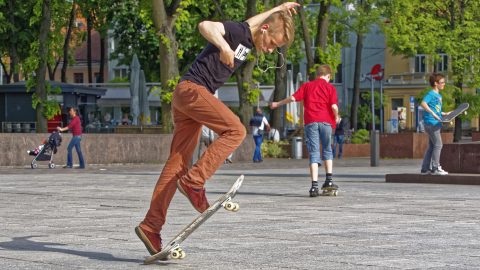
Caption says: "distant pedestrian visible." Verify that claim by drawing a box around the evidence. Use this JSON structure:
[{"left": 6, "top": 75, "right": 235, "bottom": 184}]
[
  {"left": 420, "top": 73, "right": 450, "bottom": 175},
  {"left": 270, "top": 64, "right": 339, "bottom": 197},
  {"left": 249, "top": 108, "right": 271, "bottom": 163},
  {"left": 333, "top": 116, "right": 348, "bottom": 159},
  {"left": 57, "top": 107, "right": 85, "bottom": 169}
]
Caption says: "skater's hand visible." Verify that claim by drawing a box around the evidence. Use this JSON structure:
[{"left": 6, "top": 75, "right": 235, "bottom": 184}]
[
  {"left": 270, "top": 102, "right": 279, "bottom": 109},
  {"left": 219, "top": 48, "right": 235, "bottom": 68}
]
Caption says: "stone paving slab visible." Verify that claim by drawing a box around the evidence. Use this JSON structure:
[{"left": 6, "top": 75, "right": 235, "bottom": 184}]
[{"left": 1, "top": 158, "right": 480, "bottom": 269}]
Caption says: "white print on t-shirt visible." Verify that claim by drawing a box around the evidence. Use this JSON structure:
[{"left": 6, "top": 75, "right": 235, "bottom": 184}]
[{"left": 234, "top": 44, "right": 251, "bottom": 61}]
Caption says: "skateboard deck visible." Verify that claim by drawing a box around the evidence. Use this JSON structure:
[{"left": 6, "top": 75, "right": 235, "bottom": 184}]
[
  {"left": 442, "top": 103, "right": 469, "bottom": 123},
  {"left": 320, "top": 187, "right": 338, "bottom": 196},
  {"left": 144, "top": 175, "right": 244, "bottom": 264}
]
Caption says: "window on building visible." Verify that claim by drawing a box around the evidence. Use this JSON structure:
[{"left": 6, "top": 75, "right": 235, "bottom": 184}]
[
  {"left": 114, "top": 68, "right": 128, "bottom": 79},
  {"left": 94, "top": 72, "right": 102, "bottom": 83},
  {"left": 415, "top": 54, "right": 426, "bottom": 73},
  {"left": 333, "top": 63, "right": 343, "bottom": 84},
  {"left": 436, "top": 53, "right": 448, "bottom": 72},
  {"left": 391, "top": 98, "right": 404, "bottom": 110},
  {"left": 74, "top": 73, "right": 84, "bottom": 83}
]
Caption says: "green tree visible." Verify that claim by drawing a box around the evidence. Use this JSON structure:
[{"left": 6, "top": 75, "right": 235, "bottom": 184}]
[
  {"left": 382, "top": 0, "right": 480, "bottom": 141},
  {"left": 0, "top": 0, "right": 36, "bottom": 83}
]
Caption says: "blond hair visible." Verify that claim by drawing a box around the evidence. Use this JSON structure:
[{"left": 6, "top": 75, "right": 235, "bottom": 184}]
[
  {"left": 263, "top": 11, "right": 295, "bottom": 47},
  {"left": 316, "top": 64, "right": 332, "bottom": 77}
]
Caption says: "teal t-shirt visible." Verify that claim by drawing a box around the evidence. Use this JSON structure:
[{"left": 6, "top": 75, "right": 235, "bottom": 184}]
[{"left": 422, "top": 90, "right": 442, "bottom": 126}]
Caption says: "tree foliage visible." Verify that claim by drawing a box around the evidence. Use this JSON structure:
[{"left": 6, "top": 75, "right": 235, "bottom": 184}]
[{"left": 382, "top": 0, "right": 480, "bottom": 138}]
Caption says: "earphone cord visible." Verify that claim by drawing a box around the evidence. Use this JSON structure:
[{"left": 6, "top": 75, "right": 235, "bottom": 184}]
[{"left": 256, "top": 49, "right": 285, "bottom": 73}]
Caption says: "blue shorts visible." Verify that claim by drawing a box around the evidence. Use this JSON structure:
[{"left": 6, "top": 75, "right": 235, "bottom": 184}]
[{"left": 304, "top": 122, "right": 333, "bottom": 164}]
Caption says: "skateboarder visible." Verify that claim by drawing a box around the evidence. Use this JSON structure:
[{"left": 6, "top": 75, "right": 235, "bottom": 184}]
[
  {"left": 420, "top": 73, "right": 451, "bottom": 175},
  {"left": 135, "top": 2, "right": 300, "bottom": 255},
  {"left": 270, "top": 64, "right": 340, "bottom": 197}
]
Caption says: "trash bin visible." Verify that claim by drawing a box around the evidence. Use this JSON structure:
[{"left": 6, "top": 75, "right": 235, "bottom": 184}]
[{"left": 291, "top": 136, "right": 303, "bottom": 159}]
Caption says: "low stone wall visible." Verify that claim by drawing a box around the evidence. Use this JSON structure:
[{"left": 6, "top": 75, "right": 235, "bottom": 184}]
[
  {"left": 440, "top": 142, "right": 480, "bottom": 174},
  {"left": 472, "top": 132, "right": 480, "bottom": 141},
  {"left": 380, "top": 132, "right": 453, "bottom": 159},
  {"left": 0, "top": 133, "right": 254, "bottom": 167}
]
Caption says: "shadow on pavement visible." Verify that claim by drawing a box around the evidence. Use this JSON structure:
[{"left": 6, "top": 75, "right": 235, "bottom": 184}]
[{"left": 0, "top": 236, "right": 142, "bottom": 264}]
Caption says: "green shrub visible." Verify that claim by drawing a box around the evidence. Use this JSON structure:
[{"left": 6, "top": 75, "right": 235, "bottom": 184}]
[
  {"left": 261, "top": 140, "right": 289, "bottom": 158},
  {"left": 351, "top": 129, "right": 370, "bottom": 144}
]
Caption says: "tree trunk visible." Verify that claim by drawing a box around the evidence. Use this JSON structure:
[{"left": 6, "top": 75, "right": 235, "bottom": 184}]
[
  {"left": 298, "top": 0, "right": 315, "bottom": 81},
  {"left": 61, "top": 0, "right": 76, "bottom": 83},
  {"left": 87, "top": 15, "right": 93, "bottom": 84},
  {"left": 271, "top": 46, "right": 288, "bottom": 130},
  {"left": 152, "top": 0, "right": 181, "bottom": 133},
  {"left": 35, "top": 0, "right": 52, "bottom": 133},
  {"left": 314, "top": 0, "right": 329, "bottom": 64},
  {"left": 98, "top": 36, "right": 106, "bottom": 83},
  {"left": 235, "top": 0, "right": 257, "bottom": 130},
  {"left": 6, "top": 0, "right": 20, "bottom": 83},
  {"left": 350, "top": 32, "right": 364, "bottom": 131}
]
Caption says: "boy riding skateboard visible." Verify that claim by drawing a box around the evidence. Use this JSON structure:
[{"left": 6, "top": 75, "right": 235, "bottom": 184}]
[
  {"left": 135, "top": 2, "right": 300, "bottom": 255},
  {"left": 270, "top": 64, "right": 340, "bottom": 197}
]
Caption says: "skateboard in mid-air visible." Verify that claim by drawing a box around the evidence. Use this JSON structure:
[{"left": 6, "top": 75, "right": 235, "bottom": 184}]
[
  {"left": 442, "top": 103, "right": 469, "bottom": 123},
  {"left": 144, "top": 175, "right": 244, "bottom": 264},
  {"left": 320, "top": 186, "right": 338, "bottom": 196}
]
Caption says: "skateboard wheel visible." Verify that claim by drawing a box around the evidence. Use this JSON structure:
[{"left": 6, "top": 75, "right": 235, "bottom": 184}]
[
  {"left": 232, "top": 203, "right": 240, "bottom": 212},
  {"left": 179, "top": 250, "right": 186, "bottom": 259},
  {"left": 49, "top": 163, "right": 55, "bottom": 169},
  {"left": 225, "top": 202, "right": 235, "bottom": 211},
  {"left": 333, "top": 191, "right": 338, "bottom": 196},
  {"left": 31, "top": 163, "right": 37, "bottom": 169},
  {"left": 171, "top": 250, "right": 181, "bottom": 259}
]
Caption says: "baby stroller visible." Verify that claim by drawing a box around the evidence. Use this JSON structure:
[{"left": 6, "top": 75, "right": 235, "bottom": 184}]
[{"left": 28, "top": 131, "right": 62, "bottom": 169}]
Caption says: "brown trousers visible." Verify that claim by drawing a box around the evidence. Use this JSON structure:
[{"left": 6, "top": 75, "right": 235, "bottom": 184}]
[{"left": 140, "top": 80, "right": 246, "bottom": 233}]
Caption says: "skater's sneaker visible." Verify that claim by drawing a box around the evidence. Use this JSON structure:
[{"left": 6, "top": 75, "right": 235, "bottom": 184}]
[
  {"left": 309, "top": 186, "right": 319, "bottom": 197},
  {"left": 321, "top": 180, "right": 339, "bottom": 190},
  {"left": 177, "top": 179, "right": 210, "bottom": 213},
  {"left": 431, "top": 168, "right": 448, "bottom": 176},
  {"left": 420, "top": 170, "right": 431, "bottom": 175},
  {"left": 135, "top": 226, "right": 162, "bottom": 255}
]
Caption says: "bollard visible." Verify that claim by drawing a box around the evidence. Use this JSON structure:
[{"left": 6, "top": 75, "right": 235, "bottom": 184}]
[
  {"left": 291, "top": 136, "right": 303, "bottom": 159},
  {"left": 370, "top": 130, "right": 380, "bottom": 167}
]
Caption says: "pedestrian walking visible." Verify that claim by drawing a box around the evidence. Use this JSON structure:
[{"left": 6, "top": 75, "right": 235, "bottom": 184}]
[
  {"left": 249, "top": 108, "right": 271, "bottom": 163},
  {"left": 57, "top": 107, "right": 85, "bottom": 169}
]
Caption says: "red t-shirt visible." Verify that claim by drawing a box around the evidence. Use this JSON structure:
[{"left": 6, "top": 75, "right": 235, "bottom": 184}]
[
  {"left": 67, "top": 115, "right": 82, "bottom": 136},
  {"left": 292, "top": 78, "right": 338, "bottom": 128}
]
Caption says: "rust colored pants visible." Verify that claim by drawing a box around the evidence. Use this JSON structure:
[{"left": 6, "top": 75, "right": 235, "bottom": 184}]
[{"left": 140, "top": 80, "right": 246, "bottom": 234}]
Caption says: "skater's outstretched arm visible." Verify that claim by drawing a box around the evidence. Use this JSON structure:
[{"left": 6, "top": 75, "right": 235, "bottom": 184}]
[{"left": 270, "top": 96, "right": 295, "bottom": 109}]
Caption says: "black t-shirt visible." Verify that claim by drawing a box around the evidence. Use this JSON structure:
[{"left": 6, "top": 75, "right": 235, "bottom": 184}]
[{"left": 181, "top": 21, "right": 253, "bottom": 93}]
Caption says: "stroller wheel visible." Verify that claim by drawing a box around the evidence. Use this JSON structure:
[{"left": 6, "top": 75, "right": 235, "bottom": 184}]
[
  {"left": 31, "top": 163, "right": 38, "bottom": 169},
  {"left": 48, "top": 163, "right": 56, "bottom": 169}
]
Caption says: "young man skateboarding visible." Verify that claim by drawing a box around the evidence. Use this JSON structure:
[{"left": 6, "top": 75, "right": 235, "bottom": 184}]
[
  {"left": 270, "top": 64, "right": 340, "bottom": 197},
  {"left": 136, "top": 2, "right": 300, "bottom": 255},
  {"left": 420, "top": 73, "right": 450, "bottom": 175}
]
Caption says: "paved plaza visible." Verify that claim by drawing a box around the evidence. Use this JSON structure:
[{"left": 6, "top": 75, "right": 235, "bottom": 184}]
[{"left": 0, "top": 158, "right": 479, "bottom": 269}]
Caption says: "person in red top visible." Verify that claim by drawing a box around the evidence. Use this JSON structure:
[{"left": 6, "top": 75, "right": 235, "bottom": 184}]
[
  {"left": 57, "top": 107, "right": 85, "bottom": 169},
  {"left": 270, "top": 64, "right": 339, "bottom": 197}
]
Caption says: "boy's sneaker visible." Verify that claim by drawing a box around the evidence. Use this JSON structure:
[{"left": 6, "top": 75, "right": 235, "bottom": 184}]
[
  {"left": 322, "top": 180, "right": 339, "bottom": 190},
  {"left": 177, "top": 179, "right": 210, "bottom": 213},
  {"left": 437, "top": 166, "right": 448, "bottom": 175},
  {"left": 420, "top": 170, "right": 431, "bottom": 175},
  {"left": 135, "top": 226, "right": 162, "bottom": 255},
  {"left": 309, "top": 186, "right": 319, "bottom": 197},
  {"left": 431, "top": 168, "right": 448, "bottom": 175}
]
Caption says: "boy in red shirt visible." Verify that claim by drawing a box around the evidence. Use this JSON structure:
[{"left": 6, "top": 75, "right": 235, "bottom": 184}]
[{"left": 270, "top": 64, "right": 339, "bottom": 197}]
